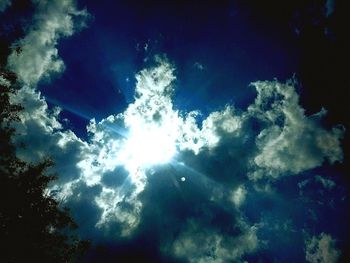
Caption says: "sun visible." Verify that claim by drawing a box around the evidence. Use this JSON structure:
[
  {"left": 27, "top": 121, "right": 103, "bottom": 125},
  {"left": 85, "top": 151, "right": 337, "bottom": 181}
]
[
  {"left": 115, "top": 57, "right": 185, "bottom": 172},
  {"left": 119, "top": 121, "right": 178, "bottom": 171}
]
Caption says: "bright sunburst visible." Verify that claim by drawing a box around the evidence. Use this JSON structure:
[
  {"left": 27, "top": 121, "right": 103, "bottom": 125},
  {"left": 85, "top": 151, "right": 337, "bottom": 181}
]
[
  {"left": 120, "top": 122, "right": 178, "bottom": 171},
  {"left": 115, "top": 57, "right": 183, "bottom": 172}
]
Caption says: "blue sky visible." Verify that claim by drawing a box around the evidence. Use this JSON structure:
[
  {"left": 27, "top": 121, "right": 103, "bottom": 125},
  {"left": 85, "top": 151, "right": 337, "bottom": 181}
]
[
  {"left": 1, "top": 0, "right": 349, "bottom": 262},
  {"left": 42, "top": 0, "right": 300, "bottom": 127}
]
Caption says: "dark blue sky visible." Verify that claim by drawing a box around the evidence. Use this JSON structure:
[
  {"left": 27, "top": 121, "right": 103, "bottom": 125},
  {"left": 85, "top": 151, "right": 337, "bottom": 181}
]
[{"left": 41, "top": 0, "right": 304, "bottom": 136}]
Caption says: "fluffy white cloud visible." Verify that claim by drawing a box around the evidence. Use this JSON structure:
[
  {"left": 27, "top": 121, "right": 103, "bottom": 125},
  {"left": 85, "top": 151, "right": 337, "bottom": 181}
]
[
  {"left": 5, "top": 0, "right": 90, "bottom": 190},
  {"left": 248, "top": 80, "right": 344, "bottom": 180},
  {"left": 6, "top": 1, "right": 345, "bottom": 239},
  {"left": 231, "top": 185, "right": 247, "bottom": 208},
  {"left": 173, "top": 219, "right": 258, "bottom": 263},
  {"left": 200, "top": 106, "right": 242, "bottom": 150},
  {"left": 8, "top": 56, "right": 345, "bottom": 240},
  {"left": 7, "top": 85, "right": 141, "bottom": 237},
  {"left": 72, "top": 57, "right": 204, "bottom": 234},
  {"left": 7, "top": 0, "right": 88, "bottom": 85},
  {"left": 305, "top": 233, "right": 341, "bottom": 263},
  {"left": 9, "top": 86, "right": 88, "bottom": 184},
  {"left": 64, "top": 59, "right": 345, "bottom": 236},
  {"left": 4, "top": 0, "right": 346, "bottom": 259},
  {"left": 0, "top": 75, "right": 11, "bottom": 87},
  {"left": 72, "top": 57, "right": 250, "bottom": 234}
]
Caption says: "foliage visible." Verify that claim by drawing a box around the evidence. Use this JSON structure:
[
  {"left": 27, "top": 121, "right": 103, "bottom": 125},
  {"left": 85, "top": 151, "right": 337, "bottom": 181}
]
[{"left": 0, "top": 71, "right": 89, "bottom": 263}]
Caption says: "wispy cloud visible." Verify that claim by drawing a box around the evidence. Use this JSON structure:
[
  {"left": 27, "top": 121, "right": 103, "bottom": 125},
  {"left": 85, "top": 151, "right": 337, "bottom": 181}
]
[
  {"left": 305, "top": 233, "right": 341, "bottom": 263},
  {"left": 7, "top": 0, "right": 89, "bottom": 86},
  {"left": 173, "top": 219, "right": 258, "bottom": 263}
]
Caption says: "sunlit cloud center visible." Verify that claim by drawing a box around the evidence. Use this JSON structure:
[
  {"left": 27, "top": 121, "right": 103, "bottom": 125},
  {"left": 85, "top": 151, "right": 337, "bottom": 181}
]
[
  {"left": 121, "top": 122, "right": 178, "bottom": 169},
  {"left": 92, "top": 56, "right": 235, "bottom": 182},
  {"left": 116, "top": 56, "right": 185, "bottom": 172}
]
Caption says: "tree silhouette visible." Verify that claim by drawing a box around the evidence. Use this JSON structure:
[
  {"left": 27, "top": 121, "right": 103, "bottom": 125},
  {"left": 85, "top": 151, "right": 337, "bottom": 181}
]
[{"left": 0, "top": 71, "right": 89, "bottom": 263}]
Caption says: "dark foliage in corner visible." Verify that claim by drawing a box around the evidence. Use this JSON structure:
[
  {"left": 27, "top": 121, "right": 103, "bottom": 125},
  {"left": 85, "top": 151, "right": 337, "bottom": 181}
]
[{"left": 0, "top": 71, "right": 89, "bottom": 263}]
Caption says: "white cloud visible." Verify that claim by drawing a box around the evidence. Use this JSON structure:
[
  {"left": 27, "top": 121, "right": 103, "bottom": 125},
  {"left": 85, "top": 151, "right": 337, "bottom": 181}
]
[
  {"left": 248, "top": 80, "right": 344, "bottom": 180},
  {"left": 305, "top": 233, "right": 341, "bottom": 263},
  {"left": 231, "top": 185, "right": 247, "bottom": 208},
  {"left": 7, "top": 56, "right": 345, "bottom": 240},
  {"left": 72, "top": 57, "right": 250, "bottom": 234},
  {"left": 67, "top": 60, "right": 345, "bottom": 236},
  {"left": 6, "top": 0, "right": 345, "bottom": 240},
  {"left": 0, "top": 0, "right": 11, "bottom": 13},
  {"left": 200, "top": 106, "right": 242, "bottom": 150},
  {"left": 9, "top": 86, "right": 88, "bottom": 184},
  {"left": 82, "top": 56, "right": 243, "bottom": 178},
  {"left": 7, "top": 0, "right": 89, "bottom": 86},
  {"left": 94, "top": 185, "right": 143, "bottom": 237},
  {"left": 6, "top": 16, "right": 252, "bottom": 236},
  {"left": 315, "top": 175, "right": 336, "bottom": 190},
  {"left": 3, "top": 0, "right": 345, "bottom": 255},
  {"left": 71, "top": 57, "right": 190, "bottom": 232},
  {"left": 0, "top": 75, "right": 11, "bottom": 87},
  {"left": 5, "top": 0, "right": 91, "bottom": 206},
  {"left": 173, "top": 219, "right": 258, "bottom": 263}
]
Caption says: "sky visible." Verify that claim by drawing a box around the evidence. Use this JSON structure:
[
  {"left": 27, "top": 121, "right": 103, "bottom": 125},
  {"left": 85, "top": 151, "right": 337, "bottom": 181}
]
[{"left": 0, "top": 0, "right": 349, "bottom": 262}]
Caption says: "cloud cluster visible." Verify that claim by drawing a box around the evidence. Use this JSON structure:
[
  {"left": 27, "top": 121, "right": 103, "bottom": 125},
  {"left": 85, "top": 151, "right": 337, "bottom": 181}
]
[
  {"left": 10, "top": 86, "right": 88, "bottom": 185},
  {"left": 248, "top": 80, "right": 344, "bottom": 180},
  {"left": 0, "top": 74, "right": 11, "bottom": 87},
  {"left": 62, "top": 57, "right": 343, "bottom": 260},
  {"left": 8, "top": 56, "right": 345, "bottom": 256},
  {"left": 5, "top": 0, "right": 90, "bottom": 189},
  {"left": 8, "top": 54, "right": 345, "bottom": 259},
  {"left": 68, "top": 57, "right": 247, "bottom": 237},
  {"left": 4, "top": 1, "right": 346, "bottom": 260},
  {"left": 7, "top": 0, "right": 89, "bottom": 85},
  {"left": 173, "top": 219, "right": 258, "bottom": 263},
  {"left": 305, "top": 233, "right": 341, "bottom": 263}
]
